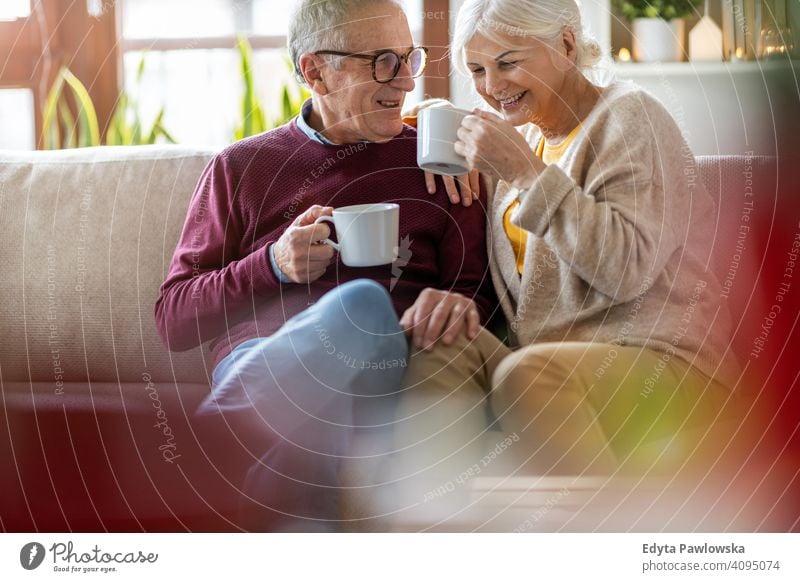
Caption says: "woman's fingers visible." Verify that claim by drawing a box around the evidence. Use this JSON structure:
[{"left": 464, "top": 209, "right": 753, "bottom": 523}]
[
  {"left": 443, "top": 176, "right": 461, "bottom": 204},
  {"left": 469, "top": 169, "right": 480, "bottom": 200},
  {"left": 425, "top": 171, "right": 436, "bottom": 195},
  {"left": 426, "top": 172, "right": 473, "bottom": 205},
  {"left": 456, "top": 175, "right": 473, "bottom": 206}
]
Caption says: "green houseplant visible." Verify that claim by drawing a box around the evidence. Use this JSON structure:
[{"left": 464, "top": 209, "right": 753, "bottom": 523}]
[
  {"left": 234, "top": 35, "right": 311, "bottom": 141},
  {"left": 234, "top": 35, "right": 269, "bottom": 140},
  {"left": 43, "top": 40, "right": 313, "bottom": 149},
  {"left": 614, "top": 0, "right": 702, "bottom": 20},
  {"left": 614, "top": 0, "right": 703, "bottom": 62},
  {"left": 42, "top": 55, "right": 175, "bottom": 149}
]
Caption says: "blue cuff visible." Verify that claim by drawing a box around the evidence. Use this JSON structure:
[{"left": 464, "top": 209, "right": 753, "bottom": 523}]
[{"left": 268, "top": 244, "right": 291, "bottom": 284}]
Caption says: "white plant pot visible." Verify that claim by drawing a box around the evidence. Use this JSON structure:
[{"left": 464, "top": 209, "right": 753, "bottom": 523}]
[{"left": 632, "top": 18, "right": 686, "bottom": 62}]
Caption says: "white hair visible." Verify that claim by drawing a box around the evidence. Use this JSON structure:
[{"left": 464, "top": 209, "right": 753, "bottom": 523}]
[
  {"left": 288, "top": 0, "right": 406, "bottom": 85},
  {"left": 452, "top": 0, "right": 603, "bottom": 76}
]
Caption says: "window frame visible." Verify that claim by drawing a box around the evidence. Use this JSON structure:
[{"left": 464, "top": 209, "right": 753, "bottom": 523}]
[{"left": 0, "top": 0, "right": 450, "bottom": 149}]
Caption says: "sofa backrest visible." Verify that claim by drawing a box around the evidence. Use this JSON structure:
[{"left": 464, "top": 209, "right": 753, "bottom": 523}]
[
  {"left": 0, "top": 147, "right": 780, "bottom": 386},
  {"left": 696, "top": 155, "right": 780, "bottom": 364},
  {"left": 0, "top": 145, "right": 215, "bottom": 384}
]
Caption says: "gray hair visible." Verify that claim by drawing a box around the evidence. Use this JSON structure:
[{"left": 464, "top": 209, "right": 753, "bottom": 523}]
[
  {"left": 288, "top": 0, "right": 406, "bottom": 85},
  {"left": 452, "top": 0, "right": 603, "bottom": 76}
]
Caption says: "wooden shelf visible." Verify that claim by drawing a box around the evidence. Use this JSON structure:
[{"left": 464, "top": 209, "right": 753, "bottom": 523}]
[{"left": 612, "top": 59, "right": 800, "bottom": 73}]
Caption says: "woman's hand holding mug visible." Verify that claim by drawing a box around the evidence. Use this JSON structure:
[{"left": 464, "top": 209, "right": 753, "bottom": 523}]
[{"left": 456, "top": 109, "right": 545, "bottom": 191}]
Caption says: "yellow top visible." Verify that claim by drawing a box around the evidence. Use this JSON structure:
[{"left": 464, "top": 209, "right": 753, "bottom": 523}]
[{"left": 503, "top": 125, "right": 582, "bottom": 274}]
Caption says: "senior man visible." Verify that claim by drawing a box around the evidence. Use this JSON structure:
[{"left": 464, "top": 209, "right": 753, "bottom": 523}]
[{"left": 155, "top": 0, "right": 493, "bottom": 531}]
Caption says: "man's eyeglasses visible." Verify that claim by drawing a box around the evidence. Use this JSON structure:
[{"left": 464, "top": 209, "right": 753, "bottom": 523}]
[{"left": 314, "top": 47, "right": 429, "bottom": 84}]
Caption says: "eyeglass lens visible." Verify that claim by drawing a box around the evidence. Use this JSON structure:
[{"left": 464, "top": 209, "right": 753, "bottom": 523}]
[{"left": 374, "top": 49, "right": 426, "bottom": 82}]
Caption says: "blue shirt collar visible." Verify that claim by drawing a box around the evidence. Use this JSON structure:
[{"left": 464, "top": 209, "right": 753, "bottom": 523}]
[{"left": 296, "top": 99, "right": 337, "bottom": 145}]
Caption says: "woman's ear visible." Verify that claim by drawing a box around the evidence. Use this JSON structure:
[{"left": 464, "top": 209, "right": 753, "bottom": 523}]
[
  {"left": 298, "top": 53, "right": 329, "bottom": 95},
  {"left": 552, "top": 26, "right": 578, "bottom": 71}
]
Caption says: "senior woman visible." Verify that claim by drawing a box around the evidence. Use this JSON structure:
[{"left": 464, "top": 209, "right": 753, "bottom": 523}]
[{"left": 393, "top": 0, "right": 740, "bottom": 493}]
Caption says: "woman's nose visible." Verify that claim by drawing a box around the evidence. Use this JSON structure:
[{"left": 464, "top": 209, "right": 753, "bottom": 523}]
[{"left": 484, "top": 68, "right": 506, "bottom": 97}]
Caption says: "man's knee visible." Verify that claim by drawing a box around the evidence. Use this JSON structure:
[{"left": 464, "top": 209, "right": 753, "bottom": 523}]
[
  {"left": 333, "top": 279, "right": 392, "bottom": 314},
  {"left": 319, "top": 279, "right": 400, "bottom": 336}
]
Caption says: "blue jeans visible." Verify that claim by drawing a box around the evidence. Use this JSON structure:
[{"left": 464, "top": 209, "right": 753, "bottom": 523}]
[{"left": 197, "top": 279, "right": 408, "bottom": 530}]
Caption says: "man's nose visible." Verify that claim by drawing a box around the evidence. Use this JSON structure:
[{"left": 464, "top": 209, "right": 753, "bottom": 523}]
[{"left": 390, "top": 60, "right": 416, "bottom": 92}]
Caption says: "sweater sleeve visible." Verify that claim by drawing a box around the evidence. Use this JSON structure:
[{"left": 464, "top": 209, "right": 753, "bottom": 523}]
[
  {"left": 512, "top": 100, "right": 697, "bottom": 303},
  {"left": 436, "top": 183, "right": 497, "bottom": 323},
  {"left": 154, "top": 154, "right": 281, "bottom": 351}
]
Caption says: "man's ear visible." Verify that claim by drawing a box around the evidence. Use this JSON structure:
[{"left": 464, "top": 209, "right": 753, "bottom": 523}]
[
  {"left": 552, "top": 26, "right": 578, "bottom": 71},
  {"left": 298, "top": 53, "right": 329, "bottom": 95}
]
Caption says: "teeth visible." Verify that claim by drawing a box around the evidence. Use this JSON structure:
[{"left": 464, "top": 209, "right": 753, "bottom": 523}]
[
  {"left": 379, "top": 100, "right": 400, "bottom": 107},
  {"left": 500, "top": 92, "right": 525, "bottom": 105}
]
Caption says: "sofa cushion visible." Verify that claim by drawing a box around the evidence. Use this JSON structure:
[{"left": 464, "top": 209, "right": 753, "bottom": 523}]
[
  {"left": 0, "top": 381, "right": 246, "bottom": 531},
  {"left": 0, "top": 146, "right": 215, "bottom": 385}
]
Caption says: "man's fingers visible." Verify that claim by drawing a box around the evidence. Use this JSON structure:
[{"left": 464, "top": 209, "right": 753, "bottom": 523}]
[
  {"left": 411, "top": 296, "right": 437, "bottom": 349},
  {"left": 422, "top": 301, "right": 451, "bottom": 350},
  {"left": 441, "top": 303, "right": 468, "bottom": 345},
  {"left": 303, "top": 244, "right": 335, "bottom": 262},
  {"left": 306, "top": 267, "right": 328, "bottom": 282},
  {"left": 399, "top": 307, "right": 415, "bottom": 335},
  {"left": 295, "top": 204, "right": 333, "bottom": 226},
  {"left": 466, "top": 304, "right": 480, "bottom": 339},
  {"left": 425, "top": 171, "right": 436, "bottom": 195},
  {"left": 294, "top": 222, "right": 332, "bottom": 244}
]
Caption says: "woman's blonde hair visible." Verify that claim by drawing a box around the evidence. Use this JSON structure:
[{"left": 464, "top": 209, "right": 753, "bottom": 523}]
[{"left": 452, "top": 0, "right": 603, "bottom": 75}]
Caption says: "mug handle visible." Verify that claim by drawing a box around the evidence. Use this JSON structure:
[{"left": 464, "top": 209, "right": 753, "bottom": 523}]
[{"left": 313, "top": 215, "right": 340, "bottom": 251}]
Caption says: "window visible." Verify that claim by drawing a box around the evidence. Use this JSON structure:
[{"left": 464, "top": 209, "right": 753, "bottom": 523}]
[
  {"left": 0, "top": 89, "right": 35, "bottom": 149},
  {"left": 121, "top": 0, "right": 425, "bottom": 148},
  {"left": 0, "top": 0, "right": 437, "bottom": 150},
  {"left": 0, "top": 0, "right": 30, "bottom": 20},
  {"left": 123, "top": 48, "right": 297, "bottom": 147},
  {"left": 123, "top": 0, "right": 245, "bottom": 39}
]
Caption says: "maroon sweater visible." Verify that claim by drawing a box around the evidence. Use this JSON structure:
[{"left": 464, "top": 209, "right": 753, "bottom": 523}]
[{"left": 155, "top": 121, "right": 495, "bottom": 367}]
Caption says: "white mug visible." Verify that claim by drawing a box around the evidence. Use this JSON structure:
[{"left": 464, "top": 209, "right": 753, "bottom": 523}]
[
  {"left": 314, "top": 203, "right": 399, "bottom": 267},
  {"left": 417, "top": 106, "right": 470, "bottom": 176}
]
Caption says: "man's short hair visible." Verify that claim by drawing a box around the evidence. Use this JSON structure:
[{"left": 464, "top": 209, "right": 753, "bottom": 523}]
[{"left": 288, "top": 0, "right": 406, "bottom": 85}]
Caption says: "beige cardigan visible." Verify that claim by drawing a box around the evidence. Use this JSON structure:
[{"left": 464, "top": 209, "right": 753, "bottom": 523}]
[{"left": 488, "top": 81, "right": 740, "bottom": 387}]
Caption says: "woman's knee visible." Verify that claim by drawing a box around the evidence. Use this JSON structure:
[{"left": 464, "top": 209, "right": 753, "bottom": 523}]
[{"left": 490, "top": 343, "right": 580, "bottom": 410}]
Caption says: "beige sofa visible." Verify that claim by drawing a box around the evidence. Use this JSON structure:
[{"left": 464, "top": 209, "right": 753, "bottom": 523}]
[
  {"left": 1, "top": 145, "right": 796, "bottom": 532},
  {"left": 0, "top": 146, "right": 237, "bottom": 531}
]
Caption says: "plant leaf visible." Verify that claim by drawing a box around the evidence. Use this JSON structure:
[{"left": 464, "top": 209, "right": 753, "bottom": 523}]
[
  {"left": 58, "top": 100, "right": 77, "bottom": 149},
  {"left": 62, "top": 69, "right": 101, "bottom": 147},
  {"left": 42, "top": 67, "right": 67, "bottom": 149},
  {"left": 146, "top": 108, "right": 166, "bottom": 144}
]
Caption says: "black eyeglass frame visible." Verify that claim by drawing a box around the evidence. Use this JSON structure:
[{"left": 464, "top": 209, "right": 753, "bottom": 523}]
[{"left": 313, "top": 47, "right": 429, "bottom": 84}]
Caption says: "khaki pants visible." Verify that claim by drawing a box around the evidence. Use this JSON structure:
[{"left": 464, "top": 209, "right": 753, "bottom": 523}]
[
  {"left": 394, "top": 330, "right": 734, "bottom": 481},
  {"left": 353, "top": 331, "right": 736, "bottom": 528},
  {"left": 387, "top": 328, "right": 511, "bottom": 524},
  {"left": 491, "top": 342, "right": 735, "bottom": 475}
]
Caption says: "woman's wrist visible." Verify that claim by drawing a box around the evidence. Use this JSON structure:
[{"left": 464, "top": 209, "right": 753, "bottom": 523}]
[
  {"left": 511, "top": 150, "right": 547, "bottom": 192},
  {"left": 510, "top": 160, "right": 541, "bottom": 192}
]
